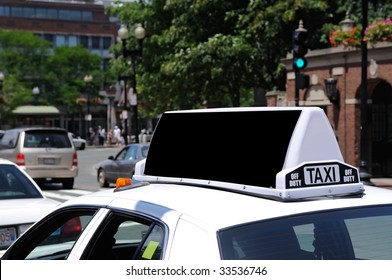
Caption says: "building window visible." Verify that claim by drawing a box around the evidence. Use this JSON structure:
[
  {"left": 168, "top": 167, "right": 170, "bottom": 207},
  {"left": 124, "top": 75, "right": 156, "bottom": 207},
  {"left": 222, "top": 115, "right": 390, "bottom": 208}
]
[
  {"left": 55, "top": 35, "right": 66, "bottom": 47},
  {"left": 35, "top": 8, "right": 46, "bottom": 18},
  {"left": 80, "top": 36, "right": 89, "bottom": 48},
  {"left": 102, "top": 37, "right": 112, "bottom": 49},
  {"left": 10, "top": 7, "right": 23, "bottom": 17},
  {"left": 23, "top": 7, "right": 34, "bottom": 18},
  {"left": 0, "top": 6, "right": 93, "bottom": 22},
  {"left": 92, "top": 36, "right": 100, "bottom": 49},
  {"left": 47, "top": 8, "right": 57, "bottom": 19},
  {"left": 68, "top": 36, "right": 77, "bottom": 47},
  {"left": 0, "top": 5, "right": 10, "bottom": 16},
  {"left": 82, "top": 11, "right": 93, "bottom": 21},
  {"left": 43, "top": 34, "right": 54, "bottom": 46}
]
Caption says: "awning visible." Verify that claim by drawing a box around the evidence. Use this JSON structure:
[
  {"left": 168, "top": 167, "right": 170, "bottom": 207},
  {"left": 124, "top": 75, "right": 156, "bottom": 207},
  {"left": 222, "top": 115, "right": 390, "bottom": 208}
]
[{"left": 12, "top": 105, "right": 60, "bottom": 115}]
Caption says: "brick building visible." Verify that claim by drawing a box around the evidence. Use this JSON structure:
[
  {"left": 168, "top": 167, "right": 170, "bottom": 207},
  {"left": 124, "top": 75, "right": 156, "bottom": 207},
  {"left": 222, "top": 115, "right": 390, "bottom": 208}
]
[
  {"left": 0, "top": 0, "right": 117, "bottom": 58},
  {"left": 269, "top": 43, "right": 392, "bottom": 178}
]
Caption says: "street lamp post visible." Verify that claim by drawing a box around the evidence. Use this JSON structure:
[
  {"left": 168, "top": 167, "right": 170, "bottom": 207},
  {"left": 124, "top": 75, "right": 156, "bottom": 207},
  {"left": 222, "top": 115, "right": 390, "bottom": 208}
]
[
  {"left": 118, "top": 23, "right": 145, "bottom": 143},
  {"left": 118, "top": 77, "right": 129, "bottom": 145},
  {"left": 84, "top": 75, "right": 93, "bottom": 143},
  {"left": 359, "top": 0, "right": 372, "bottom": 184},
  {"left": 0, "top": 72, "right": 4, "bottom": 104},
  {"left": 32, "top": 86, "right": 40, "bottom": 105},
  {"left": 339, "top": 2, "right": 372, "bottom": 184},
  {"left": 0, "top": 72, "right": 4, "bottom": 128}
]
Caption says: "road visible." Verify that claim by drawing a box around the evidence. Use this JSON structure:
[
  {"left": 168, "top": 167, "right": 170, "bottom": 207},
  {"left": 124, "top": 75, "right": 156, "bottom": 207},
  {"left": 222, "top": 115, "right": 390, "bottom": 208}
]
[
  {"left": 75, "top": 146, "right": 122, "bottom": 191},
  {"left": 42, "top": 146, "right": 122, "bottom": 202}
]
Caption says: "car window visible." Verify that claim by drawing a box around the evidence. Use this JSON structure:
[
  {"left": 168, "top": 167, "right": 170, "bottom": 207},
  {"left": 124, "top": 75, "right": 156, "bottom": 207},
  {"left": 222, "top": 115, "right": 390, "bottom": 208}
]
[
  {"left": 84, "top": 212, "right": 165, "bottom": 260},
  {"left": 141, "top": 146, "right": 149, "bottom": 158},
  {"left": 126, "top": 146, "right": 138, "bottom": 160},
  {"left": 4, "top": 209, "right": 97, "bottom": 260},
  {"left": 115, "top": 148, "right": 128, "bottom": 160},
  {"left": 0, "top": 131, "right": 19, "bottom": 149},
  {"left": 219, "top": 205, "right": 392, "bottom": 260},
  {"left": 24, "top": 130, "right": 72, "bottom": 148},
  {"left": 0, "top": 164, "right": 42, "bottom": 199}
]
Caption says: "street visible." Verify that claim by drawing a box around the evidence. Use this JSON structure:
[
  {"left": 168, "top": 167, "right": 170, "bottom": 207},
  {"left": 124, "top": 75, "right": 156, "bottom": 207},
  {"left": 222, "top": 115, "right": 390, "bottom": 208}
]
[{"left": 42, "top": 146, "right": 122, "bottom": 202}]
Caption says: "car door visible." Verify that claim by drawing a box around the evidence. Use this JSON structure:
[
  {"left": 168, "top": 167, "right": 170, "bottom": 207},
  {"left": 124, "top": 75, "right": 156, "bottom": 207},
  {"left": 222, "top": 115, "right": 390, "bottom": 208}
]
[
  {"left": 80, "top": 210, "right": 166, "bottom": 260},
  {"left": 116, "top": 145, "right": 139, "bottom": 178},
  {"left": 103, "top": 147, "right": 130, "bottom": 182}
]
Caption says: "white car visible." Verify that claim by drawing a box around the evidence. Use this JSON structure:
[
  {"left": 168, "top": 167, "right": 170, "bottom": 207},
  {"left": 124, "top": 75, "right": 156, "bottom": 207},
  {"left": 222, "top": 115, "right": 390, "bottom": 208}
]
[
  {"left": 69, "top": 132, "right": 87, "bottom": 150},
  {"left": 0, "top": 158, "right": 60, "bottom": 257},
  {"left": 2, "top": 107, "right": 392, "bottom": 260}
]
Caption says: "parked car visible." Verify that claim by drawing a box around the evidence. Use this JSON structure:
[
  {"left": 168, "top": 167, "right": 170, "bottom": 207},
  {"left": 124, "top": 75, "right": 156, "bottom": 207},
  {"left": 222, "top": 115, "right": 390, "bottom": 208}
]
[
  {"left": 69, "top": 133, "right": 86, "bottom": 150},
  {"left": 0, "top": 158, "right": 60, "bottom": 257},
  {"left": 0, "top": 127, "right": 78, "bottom": 189},
  {"left": 96, "top": 143, "right": 149, "bottom": 188},
  {"left": 3, "top": 107, "right": 392, "bottom": 261}
]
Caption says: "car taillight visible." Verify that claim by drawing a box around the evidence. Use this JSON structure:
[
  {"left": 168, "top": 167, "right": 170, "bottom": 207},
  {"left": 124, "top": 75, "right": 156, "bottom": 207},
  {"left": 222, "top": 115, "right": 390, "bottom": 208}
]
[
  {"left": 73, "top": 152, "right": 78, "bottom": 166},
  {"left": 61, "top": 217, "right": 82, "bottom": 237},
  {"left": 16, "top": 153, "right": 25, "bottom": 166}
]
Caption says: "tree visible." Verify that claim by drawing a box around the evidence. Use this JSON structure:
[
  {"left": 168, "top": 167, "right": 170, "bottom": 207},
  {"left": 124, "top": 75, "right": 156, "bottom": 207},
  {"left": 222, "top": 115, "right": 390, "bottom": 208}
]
[
  {"left": 108, "top": 0, "right": 392, "bottom": 117},
  {"left": 45, "top": 45, "right": 102, "bottom": 111},
  {"left": 0, "top": 29, "right": 51, "bottom": 106},
  {"left": 0, "top": 29, "right": 103, "bottom": 125}
]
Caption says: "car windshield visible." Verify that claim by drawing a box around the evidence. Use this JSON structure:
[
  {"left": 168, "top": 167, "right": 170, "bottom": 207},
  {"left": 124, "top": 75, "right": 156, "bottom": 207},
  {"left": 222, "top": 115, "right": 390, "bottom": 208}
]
[
  {"left": 219, "top": 205, "right": 392, "bottom": 260},
  {"left": 0, "top": 164, "right": 43, "bottom": 199}
]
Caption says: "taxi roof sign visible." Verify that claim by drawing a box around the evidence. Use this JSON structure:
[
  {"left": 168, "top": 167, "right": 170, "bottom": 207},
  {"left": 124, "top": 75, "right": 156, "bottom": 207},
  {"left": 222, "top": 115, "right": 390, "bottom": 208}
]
[{"left": 134, "top": 107, "right": 364, "bottom": 200}]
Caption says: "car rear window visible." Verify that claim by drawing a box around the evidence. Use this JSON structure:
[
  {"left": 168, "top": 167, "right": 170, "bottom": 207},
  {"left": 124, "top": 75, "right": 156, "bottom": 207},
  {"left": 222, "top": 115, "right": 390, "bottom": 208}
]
[
  {"left": 0, "top": 164, "right": 43, "bottom": 199},
  {"left": 219, "top": 205, "right": 392, "bottom": 260},
  {"left": 24, "top": 130, "right": 72, "bottom": 148}
]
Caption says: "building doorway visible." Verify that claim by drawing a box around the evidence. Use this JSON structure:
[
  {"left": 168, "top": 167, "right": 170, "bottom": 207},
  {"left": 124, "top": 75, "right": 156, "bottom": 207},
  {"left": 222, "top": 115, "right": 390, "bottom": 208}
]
[{"left": 371, "top": 80, "right": 392, "bottom": 177}]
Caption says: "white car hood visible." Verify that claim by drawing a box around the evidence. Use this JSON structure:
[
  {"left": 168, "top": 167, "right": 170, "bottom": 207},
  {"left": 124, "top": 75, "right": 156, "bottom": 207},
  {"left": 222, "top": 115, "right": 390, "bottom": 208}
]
[{"left": 0, "top": 198, "right": 60, "bottom": 226}]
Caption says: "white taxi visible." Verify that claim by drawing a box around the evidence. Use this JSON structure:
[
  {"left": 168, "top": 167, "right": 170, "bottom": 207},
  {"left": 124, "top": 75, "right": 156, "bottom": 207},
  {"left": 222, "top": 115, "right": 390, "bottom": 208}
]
[
  {"left": 2, "top": 107, "right": 392, "bottom": 260},
  {"left": 0, "top": 159, "right": 60, "bottom": 257}
]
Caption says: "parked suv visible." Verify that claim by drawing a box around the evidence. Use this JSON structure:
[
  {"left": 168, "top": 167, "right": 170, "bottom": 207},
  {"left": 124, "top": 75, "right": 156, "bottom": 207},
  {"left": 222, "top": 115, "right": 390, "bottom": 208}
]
[{"left": 0, "top": 127, "right": 78, "bottom": 189}]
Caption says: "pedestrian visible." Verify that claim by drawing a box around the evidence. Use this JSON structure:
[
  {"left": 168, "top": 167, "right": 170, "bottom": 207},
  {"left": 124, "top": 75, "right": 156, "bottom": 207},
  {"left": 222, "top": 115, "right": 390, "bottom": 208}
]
[
  {"left": 88, "top": 127, "right": 95, "bottom": 146},
  {"left": 107, "top": 129, "right": 113, "bottom": 145},
  {"left": 113, "top": 125, "right": 122, "bottom": 146},
  {"left": 97, "top": 126, "right": 106, "bottom": 146}
]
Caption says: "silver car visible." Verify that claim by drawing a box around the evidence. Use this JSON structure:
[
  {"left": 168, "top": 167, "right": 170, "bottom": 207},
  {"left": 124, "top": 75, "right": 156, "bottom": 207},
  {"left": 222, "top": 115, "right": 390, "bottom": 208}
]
[
  {"left": 0, "top": 127, "right": 78, "bottom": 189},
  {"left": 97, "top": 143, "right": 149, "bottom": 188}
]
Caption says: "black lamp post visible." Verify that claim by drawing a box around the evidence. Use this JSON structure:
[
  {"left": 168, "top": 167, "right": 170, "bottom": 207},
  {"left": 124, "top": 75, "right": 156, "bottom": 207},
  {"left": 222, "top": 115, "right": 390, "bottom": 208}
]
[
  {"left": 32, "top": 86, "right": 40, "bottom": 105},
  {"left": 84, "top": 74, "right": 93, "bottom": 142},
  {"left": 0, "top": 72, "right": 4, "bottom": 104},
  {"left": 340, "top": 1, "right": 372, "bottom": 184},
  {"left": 359, "top": 0, "right": 372, "bottom": 184},
  {"left": 118, "top": 23, "right": 145, "bottom": 143}
]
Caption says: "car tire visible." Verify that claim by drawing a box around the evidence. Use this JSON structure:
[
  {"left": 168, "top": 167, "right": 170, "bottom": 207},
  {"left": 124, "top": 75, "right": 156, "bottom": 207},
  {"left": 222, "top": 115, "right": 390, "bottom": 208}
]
[
  {"left": 98, "top": 169, "right": 109, "bottom": 188},
  {"left": 80, "top": 143, "right": 86, "bottom": 150},
  {"left": 63, "top": 178, "right": 74, "bottom": 189},
  {"left": 34, "top": 178, "right": 46, "bottom": 188}
]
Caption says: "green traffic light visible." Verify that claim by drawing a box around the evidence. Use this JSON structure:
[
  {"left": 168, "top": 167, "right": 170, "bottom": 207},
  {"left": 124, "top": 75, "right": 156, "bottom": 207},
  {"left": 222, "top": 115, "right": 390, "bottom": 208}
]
[{"left": 295, "top": 58, "right": 306, "bottom": 69}]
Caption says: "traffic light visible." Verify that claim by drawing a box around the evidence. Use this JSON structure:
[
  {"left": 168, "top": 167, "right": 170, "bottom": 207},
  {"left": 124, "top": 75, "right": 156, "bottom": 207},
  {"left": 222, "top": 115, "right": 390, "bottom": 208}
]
[{"left": 293, "top": 20, "right": 308, "bottom": 71}]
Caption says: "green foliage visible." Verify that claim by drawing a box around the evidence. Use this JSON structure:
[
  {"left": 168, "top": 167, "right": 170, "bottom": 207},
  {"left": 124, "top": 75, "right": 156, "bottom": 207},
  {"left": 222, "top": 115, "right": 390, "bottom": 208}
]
[
  {"left": 107, "top": 0, "right": 349, "bottom": 116},
  {"left": 45, "top": 45, "right": 102, "bottom": 108},
  {"left": 0, "top": 29, "right": 102, "bottom": 118}
]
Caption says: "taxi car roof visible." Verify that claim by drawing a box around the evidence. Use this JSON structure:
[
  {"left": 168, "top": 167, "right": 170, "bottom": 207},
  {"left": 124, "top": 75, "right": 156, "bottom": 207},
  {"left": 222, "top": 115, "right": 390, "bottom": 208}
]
[
  {"left": 140, "top": 107, "right": 343, "bottom": 188},
  {"left": 60, "top": 183, "right": 392, "bottom": 230}
]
